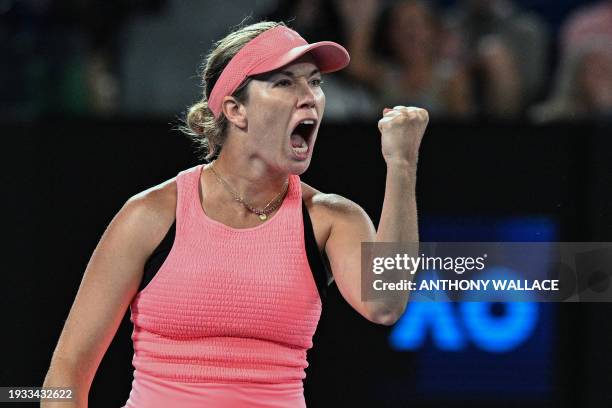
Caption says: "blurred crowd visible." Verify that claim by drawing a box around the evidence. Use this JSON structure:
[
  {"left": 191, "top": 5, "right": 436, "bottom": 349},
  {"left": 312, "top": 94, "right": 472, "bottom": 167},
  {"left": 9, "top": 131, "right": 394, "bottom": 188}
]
[{"left": 2, "top": 0, "right": 612, "bottom": 122}]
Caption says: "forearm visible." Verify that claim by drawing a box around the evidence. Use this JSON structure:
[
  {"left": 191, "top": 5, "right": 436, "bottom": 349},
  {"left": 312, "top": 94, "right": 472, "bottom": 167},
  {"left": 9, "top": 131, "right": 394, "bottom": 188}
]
[
  {"left": 42, "top": 358, "right": 89, "bottom": 407},
  {"left": 376, "top": 161, "right": 418, "bottom": 243},
  {"left": 367, "top": 162, "right": 418, "bottom": 323},
  {"left": 329, "top": 107, "right": 426, "bottom": 326}
]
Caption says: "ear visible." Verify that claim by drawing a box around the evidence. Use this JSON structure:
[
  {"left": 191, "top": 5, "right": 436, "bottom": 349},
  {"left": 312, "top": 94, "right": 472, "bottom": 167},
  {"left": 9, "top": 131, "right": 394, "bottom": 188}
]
[{"left": 221, "top": 96, "right": 248, "bottom": 130}]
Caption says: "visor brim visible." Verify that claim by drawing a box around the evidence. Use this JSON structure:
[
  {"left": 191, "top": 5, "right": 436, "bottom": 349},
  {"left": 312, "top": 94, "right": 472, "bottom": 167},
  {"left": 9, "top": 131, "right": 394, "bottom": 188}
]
[{"left": 250, "top": 41, "right": 350, "bottom": 76}]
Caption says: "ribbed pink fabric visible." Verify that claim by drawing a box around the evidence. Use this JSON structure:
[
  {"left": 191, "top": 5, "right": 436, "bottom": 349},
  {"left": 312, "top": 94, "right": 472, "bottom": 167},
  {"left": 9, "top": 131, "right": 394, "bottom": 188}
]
[{"left": 122, "top": 164, "right": 321, "bottom": 407}]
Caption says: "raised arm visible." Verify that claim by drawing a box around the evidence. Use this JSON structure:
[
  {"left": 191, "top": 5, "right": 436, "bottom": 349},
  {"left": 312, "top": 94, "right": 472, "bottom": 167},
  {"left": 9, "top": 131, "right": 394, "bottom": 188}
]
[
  {"left": 41, "top": 182, "right": 176, "bottom": 407},
  {"left": 324, "top": 106, "right": 427, "bottom": 325}
]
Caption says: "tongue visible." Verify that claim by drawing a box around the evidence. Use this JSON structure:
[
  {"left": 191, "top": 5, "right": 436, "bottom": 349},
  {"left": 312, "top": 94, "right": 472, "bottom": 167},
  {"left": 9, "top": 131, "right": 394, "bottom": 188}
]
[{"left": 290, "top": 133, "right": 306, "bottom": 148}]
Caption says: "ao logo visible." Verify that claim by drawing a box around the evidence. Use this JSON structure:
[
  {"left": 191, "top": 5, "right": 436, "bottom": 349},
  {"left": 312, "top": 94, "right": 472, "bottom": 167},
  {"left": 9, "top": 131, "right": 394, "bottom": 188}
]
[
  {"left": 389, "top": 301, "right": 539, "bottom": 352},
  {"left": 389, "top": 268, "right": 540, "bottom": 352}
]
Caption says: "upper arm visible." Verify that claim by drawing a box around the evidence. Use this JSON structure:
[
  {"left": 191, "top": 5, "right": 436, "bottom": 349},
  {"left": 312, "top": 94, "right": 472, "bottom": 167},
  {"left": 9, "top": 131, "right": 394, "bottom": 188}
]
[
  {"left": 321, "top": 195, "right": 377, "bottom": 320},
  {"left": 49, "top": 182, "right": 176, "bottom": 384}
]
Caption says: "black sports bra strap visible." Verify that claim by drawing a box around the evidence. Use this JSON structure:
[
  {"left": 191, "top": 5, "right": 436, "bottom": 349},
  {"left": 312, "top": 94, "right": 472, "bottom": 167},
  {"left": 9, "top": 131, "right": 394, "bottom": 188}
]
[
  {"left": 138, "top": 221, "right": 176, "bottom": 292},
  {"left": 301, "top": 199, "right": 331, "bottom": 302}
]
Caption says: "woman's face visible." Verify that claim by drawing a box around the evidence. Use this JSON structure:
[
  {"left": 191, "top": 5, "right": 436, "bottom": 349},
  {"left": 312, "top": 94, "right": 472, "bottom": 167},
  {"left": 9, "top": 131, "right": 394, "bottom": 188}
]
[{"left": 240, "top": 55, "right": 325, "bottom": 175}]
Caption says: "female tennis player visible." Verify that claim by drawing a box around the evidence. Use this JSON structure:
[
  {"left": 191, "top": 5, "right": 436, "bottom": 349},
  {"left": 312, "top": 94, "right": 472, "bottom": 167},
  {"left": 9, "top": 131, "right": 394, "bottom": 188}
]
[{"left": 42, "top": 21, "right": 428, "bottom": 407}]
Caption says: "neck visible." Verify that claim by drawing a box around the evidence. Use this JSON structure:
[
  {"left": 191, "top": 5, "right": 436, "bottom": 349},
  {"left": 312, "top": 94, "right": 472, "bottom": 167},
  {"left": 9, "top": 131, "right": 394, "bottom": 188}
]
[{"left": 209, "top": 149, "right": 289, "bottom": 209}]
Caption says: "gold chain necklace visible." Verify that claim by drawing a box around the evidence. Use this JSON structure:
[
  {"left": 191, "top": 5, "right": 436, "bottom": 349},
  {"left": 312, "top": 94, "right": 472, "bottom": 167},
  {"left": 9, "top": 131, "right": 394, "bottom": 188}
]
[{"left": 209, "top": 162, "right": 289, "bottom": 221}]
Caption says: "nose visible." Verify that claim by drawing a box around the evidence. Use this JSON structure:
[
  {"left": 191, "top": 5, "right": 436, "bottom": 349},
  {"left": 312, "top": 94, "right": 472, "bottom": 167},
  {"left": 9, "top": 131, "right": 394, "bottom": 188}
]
[{"left": 295, "top": 79, "right": 316, "bottom": 109}]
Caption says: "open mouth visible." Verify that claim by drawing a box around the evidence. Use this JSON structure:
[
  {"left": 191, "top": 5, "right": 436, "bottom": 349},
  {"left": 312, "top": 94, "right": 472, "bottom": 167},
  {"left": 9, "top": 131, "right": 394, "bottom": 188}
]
[{"left": 290, "top": 120, "right": 316, "bottom": 156}]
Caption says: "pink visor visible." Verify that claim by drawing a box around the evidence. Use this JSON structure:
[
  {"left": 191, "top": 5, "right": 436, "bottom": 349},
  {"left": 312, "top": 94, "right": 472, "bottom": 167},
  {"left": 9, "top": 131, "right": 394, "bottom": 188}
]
[{"left": 207, "top": 25, "right": 350, "bottom": 118}]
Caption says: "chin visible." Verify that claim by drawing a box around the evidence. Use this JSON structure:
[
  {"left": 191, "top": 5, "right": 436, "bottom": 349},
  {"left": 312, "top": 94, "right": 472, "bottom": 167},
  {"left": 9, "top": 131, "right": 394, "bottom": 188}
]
[{"left": 286, "top": 159, "right": 311, "bottom": 176}]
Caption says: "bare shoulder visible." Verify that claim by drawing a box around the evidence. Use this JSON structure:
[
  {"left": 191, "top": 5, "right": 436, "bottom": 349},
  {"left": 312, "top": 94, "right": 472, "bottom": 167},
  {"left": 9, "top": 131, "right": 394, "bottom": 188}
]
[
  {"left": 301, "top": 182, "right": 374, "bottom": 254},
  {"left": 301, "top": 182, "right": 369, "bottom": 222},
  {"left": 117, "top": 177, "right": 177, "bottom": 253},
  {"left": 128, "top": 177, "right": 177, "bottom": 221}
]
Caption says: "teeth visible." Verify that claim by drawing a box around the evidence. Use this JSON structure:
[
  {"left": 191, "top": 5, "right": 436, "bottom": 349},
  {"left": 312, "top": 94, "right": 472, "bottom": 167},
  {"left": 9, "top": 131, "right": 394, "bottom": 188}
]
[
  {"left": 300, "top": 120, "right": 315, "bottom": 125},
  {"left": 293, "top": 141, "right": 308, "bottom": 154},
  {"left": 291, "top": 135, "right": 308, "bottom": 154}
]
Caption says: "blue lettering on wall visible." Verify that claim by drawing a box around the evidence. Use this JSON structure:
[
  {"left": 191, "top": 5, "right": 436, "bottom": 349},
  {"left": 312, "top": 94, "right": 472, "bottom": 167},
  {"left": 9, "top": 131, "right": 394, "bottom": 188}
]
[{"left": 390, "top": 301, "right": 539, "bottom": 352}]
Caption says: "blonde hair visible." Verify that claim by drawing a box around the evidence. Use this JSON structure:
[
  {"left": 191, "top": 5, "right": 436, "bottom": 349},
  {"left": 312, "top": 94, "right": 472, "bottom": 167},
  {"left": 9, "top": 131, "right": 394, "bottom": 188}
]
[{"left": 181, "top": 21, "right": 285, "bottom": 160}]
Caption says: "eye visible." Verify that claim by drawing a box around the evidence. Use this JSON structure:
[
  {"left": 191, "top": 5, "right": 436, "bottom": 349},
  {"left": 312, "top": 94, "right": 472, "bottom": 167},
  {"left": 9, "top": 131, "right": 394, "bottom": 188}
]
[
  {"left": 275, "top": 79, "right": 292, "bottom": 87},
  {"left": 310, "top": 78, "right": 324, "bottom": 87}
]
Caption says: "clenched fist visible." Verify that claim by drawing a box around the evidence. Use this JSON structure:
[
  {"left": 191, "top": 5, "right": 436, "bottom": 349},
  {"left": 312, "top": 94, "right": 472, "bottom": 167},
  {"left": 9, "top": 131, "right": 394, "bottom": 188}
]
[{"left": 377, "top": 106, "right": 428, "bottom": 167}]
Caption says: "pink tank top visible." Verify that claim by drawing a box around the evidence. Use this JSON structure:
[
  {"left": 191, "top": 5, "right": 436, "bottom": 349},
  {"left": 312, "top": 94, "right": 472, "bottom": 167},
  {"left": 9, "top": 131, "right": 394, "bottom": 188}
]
[{"left": 122, "top": 164, "right": 322, "bottom": 407}]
